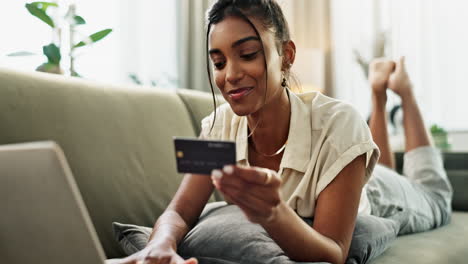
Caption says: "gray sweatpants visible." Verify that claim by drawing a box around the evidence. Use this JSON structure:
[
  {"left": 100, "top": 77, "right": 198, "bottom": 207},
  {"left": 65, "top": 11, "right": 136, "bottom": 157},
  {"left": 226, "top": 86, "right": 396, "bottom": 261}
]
[{"left": 366, "top": 146, "right": 453, "bottom": 235}]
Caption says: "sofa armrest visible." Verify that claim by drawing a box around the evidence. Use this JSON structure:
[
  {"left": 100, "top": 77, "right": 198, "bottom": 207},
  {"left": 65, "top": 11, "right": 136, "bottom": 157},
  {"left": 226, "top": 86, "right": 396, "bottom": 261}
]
[
  {"left": 447, "top": 170, "right": 468, "bottom": 211},
  {"left": 395, "top": 152, "right": 468, "bottom": 212},
  {"left": 176, "top": 89, "right": 225, "bottom": 136}
]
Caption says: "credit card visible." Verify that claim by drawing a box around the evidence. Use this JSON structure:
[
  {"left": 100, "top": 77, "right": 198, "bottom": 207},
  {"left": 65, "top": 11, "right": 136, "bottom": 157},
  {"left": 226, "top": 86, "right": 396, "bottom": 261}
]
[{"left": 173, "top": 137, "right": 236, "bottom": 175}]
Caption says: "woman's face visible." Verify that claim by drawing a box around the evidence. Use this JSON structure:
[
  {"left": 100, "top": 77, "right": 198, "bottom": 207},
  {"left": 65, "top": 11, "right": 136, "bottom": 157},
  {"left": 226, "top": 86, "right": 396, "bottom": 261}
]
[{"left": 208, "top": 15, "right": 283, "bottom": 116}]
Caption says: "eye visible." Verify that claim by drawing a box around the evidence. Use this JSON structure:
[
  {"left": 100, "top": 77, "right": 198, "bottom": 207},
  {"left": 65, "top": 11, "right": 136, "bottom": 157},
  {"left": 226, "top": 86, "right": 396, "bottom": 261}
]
[
  {"left": 240, "top": 50, "right": 260, "bottom": 60},
  {"left": 213, "top": 61, "right": 226, "bottom": 70},
  {"left": 210, "top": 56, "right": 226, "bottom": 70}
]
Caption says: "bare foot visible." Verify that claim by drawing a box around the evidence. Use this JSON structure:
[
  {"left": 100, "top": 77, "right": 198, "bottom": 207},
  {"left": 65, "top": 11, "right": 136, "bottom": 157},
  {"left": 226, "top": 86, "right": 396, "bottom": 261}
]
[
  {"left": 368, "top": 58, "right": 396, "bottom": 97},
  {"left": 388, "top": 56, "right": 414, "bottom": 99}
]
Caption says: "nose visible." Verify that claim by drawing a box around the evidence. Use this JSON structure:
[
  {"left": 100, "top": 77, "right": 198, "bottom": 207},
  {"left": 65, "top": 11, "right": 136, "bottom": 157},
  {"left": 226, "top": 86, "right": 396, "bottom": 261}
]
[{"left": 225, "top": 61, "right": 244, "bottom": 84}]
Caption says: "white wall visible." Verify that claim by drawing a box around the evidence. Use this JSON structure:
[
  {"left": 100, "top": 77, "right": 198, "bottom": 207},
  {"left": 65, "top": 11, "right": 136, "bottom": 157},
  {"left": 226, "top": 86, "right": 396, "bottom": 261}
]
[{"left": 449, "top": 132, "right": 468, "bottom": 152}]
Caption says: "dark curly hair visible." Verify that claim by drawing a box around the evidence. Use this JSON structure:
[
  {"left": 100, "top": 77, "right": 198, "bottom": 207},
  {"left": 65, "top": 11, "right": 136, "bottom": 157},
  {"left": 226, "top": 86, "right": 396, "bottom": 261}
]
[{"left": 205, "top": 0, "right": 293, "bottom": 134}]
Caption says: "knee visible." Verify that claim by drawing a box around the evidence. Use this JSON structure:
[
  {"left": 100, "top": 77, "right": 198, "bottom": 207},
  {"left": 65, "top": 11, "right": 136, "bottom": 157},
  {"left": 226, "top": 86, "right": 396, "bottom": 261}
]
[
  {"left": 435, "top": 193, "right": 453, "bottom": 227},
  {"left": 442, "top": 198, "right": 453, "bottom": 226},
  {"left": 439, "top": 207, "right": 452, "bottom": 227}
]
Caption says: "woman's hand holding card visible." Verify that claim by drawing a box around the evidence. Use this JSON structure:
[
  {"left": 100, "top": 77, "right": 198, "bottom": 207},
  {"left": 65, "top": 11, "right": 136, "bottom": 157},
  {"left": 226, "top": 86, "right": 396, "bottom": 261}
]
[{"left": 211, "top": 165, "right": 283, "bottom": 225}]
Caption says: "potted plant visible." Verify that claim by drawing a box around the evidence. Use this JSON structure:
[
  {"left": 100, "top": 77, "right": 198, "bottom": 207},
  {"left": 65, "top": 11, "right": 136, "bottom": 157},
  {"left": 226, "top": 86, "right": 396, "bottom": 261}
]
[
  {"left": 8, "top": 1, "right": 112, "bottom": 77},
  {"left": 430, "top": 124, "right": 451, "bottom": 151}
]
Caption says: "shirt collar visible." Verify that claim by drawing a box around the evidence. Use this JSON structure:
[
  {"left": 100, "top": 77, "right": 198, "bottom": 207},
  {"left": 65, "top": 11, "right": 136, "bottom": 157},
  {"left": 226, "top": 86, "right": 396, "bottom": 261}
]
[
  {"left": 236, "top": 116, "right": 248, "bottom": 163},
  {"left": 235, "top": 90, "right": 312, "bottom": 173},
  {"left": 279, "top": 90, "right": 312, "bottom": 172}
]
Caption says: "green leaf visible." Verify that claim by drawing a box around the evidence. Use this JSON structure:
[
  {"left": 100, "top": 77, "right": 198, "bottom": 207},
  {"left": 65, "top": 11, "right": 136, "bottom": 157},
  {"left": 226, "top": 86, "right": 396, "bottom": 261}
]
[
  {"left": 42, "top": 43, "right": 61, "bottom": 64},
  {"left": 71, "top": 70, "right": 82, "bottom": 77},
  {"left": 73, "top": 28, "right": 112, "bottom": 48},
  {"left": 129, "top": 73, "right": 142, "bottom": 85},
  {"left": 30, "top": 2, "right": 58, "bottom": 11},
  {"left": 7, "top": 51, "right": 37, "bottom": 56},
  {"left": 430, "top": 124, "right": 447, "bottom": 134},
  {"left": 74, "top": 15, "right": 86, "bottom": 25},
  {"left": 25, "top": 3, "right": 55, "bottom": 28}
]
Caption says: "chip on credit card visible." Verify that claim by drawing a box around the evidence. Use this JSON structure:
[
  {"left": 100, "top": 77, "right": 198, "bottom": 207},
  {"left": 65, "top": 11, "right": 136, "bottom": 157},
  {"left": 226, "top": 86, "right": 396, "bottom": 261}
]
[{"left": 173, "top": 137, "right": 236, "bottom": 175}]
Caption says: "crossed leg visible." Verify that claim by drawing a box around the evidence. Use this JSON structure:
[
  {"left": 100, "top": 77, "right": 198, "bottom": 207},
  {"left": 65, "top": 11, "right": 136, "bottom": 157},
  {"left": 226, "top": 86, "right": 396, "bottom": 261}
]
[
  {"left": 366, "top": 57, "right": 452, "bottom": 234},
  {"left": 368, "top": 56, "right": 430, "bottom": 168}
]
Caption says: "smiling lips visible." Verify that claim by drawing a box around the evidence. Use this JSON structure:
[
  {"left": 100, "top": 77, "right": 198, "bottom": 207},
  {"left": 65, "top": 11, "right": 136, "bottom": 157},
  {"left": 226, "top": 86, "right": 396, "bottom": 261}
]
[{"left": 228, "top": 87, "right": 253, "bottom": 100}]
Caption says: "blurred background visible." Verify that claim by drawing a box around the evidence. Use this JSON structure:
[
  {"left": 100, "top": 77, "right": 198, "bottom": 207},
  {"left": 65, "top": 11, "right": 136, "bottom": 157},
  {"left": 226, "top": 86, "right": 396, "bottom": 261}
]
[{"left": 1, "top": 0, "right": 467, "bottom": 151}]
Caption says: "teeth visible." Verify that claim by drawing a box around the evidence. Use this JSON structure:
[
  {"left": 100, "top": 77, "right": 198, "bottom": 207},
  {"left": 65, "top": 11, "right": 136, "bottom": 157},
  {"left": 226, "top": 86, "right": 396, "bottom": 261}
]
[{"left": 230, "top": 87, "right": 250, "bottom": 94}]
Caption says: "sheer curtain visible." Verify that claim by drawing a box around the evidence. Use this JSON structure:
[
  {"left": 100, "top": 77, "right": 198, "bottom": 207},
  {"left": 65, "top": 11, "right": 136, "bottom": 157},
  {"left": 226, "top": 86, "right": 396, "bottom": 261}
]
[
  {"left": 331, "top": 0, "right": 386, "bottom": 117},
  {"left": 281, "top": 0, "right": 332, "bottom": 95},
  {"left": 177, "top": 0, "right": 214, "bottom": 92},
  {"left": 330, "top": 0, "right": 468, "bottom": 131},
  {"left": 382, "top": 0, "right": 468, "bottom": 131}
]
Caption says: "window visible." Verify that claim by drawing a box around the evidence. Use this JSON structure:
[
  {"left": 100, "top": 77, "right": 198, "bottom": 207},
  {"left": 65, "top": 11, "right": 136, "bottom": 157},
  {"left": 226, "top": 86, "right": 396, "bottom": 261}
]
[
  {"left": 1, "top": 0, "right": 178, "bottom": 88},
  {"left": 331, "top": 0, "right": 468, "bottom": 131}
]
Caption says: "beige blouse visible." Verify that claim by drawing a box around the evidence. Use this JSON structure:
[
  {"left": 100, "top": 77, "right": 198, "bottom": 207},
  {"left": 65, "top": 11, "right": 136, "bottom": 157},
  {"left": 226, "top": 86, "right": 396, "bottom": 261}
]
[{"left": 199, "top": 90, "right": 380, "bottom": 217}]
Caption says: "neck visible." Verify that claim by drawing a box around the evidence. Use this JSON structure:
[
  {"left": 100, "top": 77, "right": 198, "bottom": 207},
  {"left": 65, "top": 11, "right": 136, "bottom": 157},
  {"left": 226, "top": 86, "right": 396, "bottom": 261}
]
[{"left": 247, "top": 88, "right": 291, "bottom": 155}]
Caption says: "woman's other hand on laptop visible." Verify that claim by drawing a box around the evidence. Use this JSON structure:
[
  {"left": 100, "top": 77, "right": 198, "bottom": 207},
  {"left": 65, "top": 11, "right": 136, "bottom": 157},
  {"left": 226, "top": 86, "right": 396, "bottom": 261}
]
[{"left": 106, "top": 244, "right": 198, "bottom": 264}]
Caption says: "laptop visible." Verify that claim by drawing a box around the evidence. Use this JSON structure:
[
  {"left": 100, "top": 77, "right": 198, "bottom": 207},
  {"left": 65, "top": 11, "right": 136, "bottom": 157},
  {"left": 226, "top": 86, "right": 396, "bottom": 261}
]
[{"left": 0, "top": 141, "right": 107, "bottom": 263}]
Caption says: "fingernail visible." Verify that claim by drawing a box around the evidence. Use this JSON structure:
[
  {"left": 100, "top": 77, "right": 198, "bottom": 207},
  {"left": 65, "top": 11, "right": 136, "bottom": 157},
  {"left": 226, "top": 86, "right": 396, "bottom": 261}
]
[
  {"left": 212, "top": 175, "right": 222, "bottom": 186},
  {"left": 223, "top": 165, "right": 234, "bottom": 174},
  {"left": 211, "top": 169, "right": 223, "bottom": 179}
]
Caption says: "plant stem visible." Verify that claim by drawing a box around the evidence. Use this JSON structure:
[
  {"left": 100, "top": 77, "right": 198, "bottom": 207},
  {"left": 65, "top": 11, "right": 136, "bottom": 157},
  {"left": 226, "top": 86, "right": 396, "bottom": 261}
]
[{"left": 69, "top": 4, "right": 76, "bottom": 75}]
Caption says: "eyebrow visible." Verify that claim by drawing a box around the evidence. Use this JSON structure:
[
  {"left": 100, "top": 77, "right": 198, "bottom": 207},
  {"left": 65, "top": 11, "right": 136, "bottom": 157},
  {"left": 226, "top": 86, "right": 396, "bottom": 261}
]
[{"left": 209, "top": 36, "right": 260, "bottom": 55}]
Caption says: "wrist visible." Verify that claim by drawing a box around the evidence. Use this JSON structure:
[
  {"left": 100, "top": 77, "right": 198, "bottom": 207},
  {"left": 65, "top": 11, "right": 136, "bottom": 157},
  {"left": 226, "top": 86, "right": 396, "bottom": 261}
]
[
  {"left": 147, "top": 236, "right": 177, "bottom": 251},
  {"left": 262, "top": 200, "right": 290, "bottom": 228}
]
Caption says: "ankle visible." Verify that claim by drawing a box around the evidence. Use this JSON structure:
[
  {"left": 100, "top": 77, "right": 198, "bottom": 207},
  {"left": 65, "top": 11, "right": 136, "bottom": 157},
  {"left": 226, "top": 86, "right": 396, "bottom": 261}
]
[
  {"left": 400, "top": 90, "right": 416, "bottom": 105},
  {"left": 372, "top": 93, "right": 387, "bottom": 108}
]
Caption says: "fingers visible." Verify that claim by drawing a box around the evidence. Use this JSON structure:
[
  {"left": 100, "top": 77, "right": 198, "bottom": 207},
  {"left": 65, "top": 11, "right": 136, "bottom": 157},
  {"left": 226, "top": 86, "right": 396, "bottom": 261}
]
[
  {"left": 211, "top": 166, "right": 281, "bottom": 203},
  {"left": 109, "top": 247, "right": 194, "bottom": 264},
  {"left": 211, "top": 174, "right": 277, "bottom": 204},
  {"left": 261, "top": 168, "right": 276, "bottom": 185},
  {"left": 210, "top": 166, "right": 282, "bottom": 222},
  {"left": 222, "top": 182, "right": 277, "bottom": 209},
  {"left": 144, "top": 256, "right": 171, "bottom": 264},
  {"left": 142, "top": 257, "right": 179, "bottom": 264},
  {"left": 111, "top": 256, "right": 140, "bottom": 264},
  {"left": 184, "top": 257, "right": 198, "bottom": 264},
  {"left": 105, "top": 259, "right": 132, "bottom": 264},
  {"left": 112, "top": 254, "right": 187, "bottom": 264},
  {"left": 222, "top": 165, "right": 280, "bottom": 186},
  {"left": 222, "top": 185, "right": 278, "bottom": 222}
]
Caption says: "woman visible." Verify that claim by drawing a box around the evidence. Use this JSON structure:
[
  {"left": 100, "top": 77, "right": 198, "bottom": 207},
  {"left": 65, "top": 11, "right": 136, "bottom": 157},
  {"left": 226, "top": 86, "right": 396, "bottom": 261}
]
[{"left": 116, "top": 1, "right": 452, "bottom": 263}]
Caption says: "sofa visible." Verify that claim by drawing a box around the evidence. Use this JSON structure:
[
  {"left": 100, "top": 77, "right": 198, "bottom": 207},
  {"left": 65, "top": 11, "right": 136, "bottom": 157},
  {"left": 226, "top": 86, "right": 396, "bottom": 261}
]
[{"left": 0, "top": 67, "right": 467, "bottom": 263}]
